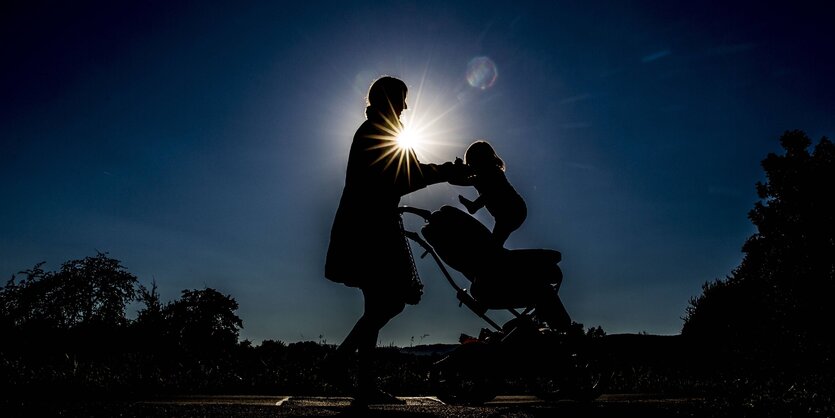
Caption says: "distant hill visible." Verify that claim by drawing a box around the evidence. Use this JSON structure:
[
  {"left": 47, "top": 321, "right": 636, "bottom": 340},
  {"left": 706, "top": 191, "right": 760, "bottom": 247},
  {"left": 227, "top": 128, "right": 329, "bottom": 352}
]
[
  {"left": 400, "top": 333, "right": 688, "bottom": 363},
  {"left": 398, "top": 343, "right": 457, "bottom": 357}
]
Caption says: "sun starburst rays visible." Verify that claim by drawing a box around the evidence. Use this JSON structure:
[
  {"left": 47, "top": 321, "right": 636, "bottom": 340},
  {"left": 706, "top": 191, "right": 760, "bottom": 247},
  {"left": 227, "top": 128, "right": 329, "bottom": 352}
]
[
  {"left": 363, "top": 75, "right": 466, "bottom": 185},
  {"left": 366, "top": 115, "right": 423, "bottom": 185}
]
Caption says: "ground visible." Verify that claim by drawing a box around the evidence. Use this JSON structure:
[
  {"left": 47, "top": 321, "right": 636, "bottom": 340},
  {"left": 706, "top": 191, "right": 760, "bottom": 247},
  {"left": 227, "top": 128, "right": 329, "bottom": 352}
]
[{"left": 2, "top": 394, "right": 713, "bottom": 418}]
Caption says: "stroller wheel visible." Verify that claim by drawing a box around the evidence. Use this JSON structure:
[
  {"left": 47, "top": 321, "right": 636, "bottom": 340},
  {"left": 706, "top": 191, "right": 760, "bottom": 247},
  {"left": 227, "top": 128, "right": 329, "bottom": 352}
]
[
  {"left": 536, "top": 346, "right": 611, "bottom": 403},
  {"left": 429, "top": 343, "right": 498, "bottom": 405},
  {"left": 430, "top": 364, "right": 497, "bottom": 405}
]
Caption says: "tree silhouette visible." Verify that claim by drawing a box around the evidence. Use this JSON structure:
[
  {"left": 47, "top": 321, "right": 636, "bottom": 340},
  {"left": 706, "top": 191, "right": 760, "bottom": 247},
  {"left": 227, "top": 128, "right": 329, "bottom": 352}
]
[
  {"left": 0, "top": 261, "right": 50, "bottom": 330},
  {"left": 162, "top": 287, "right": 243, "bottom": 355},
  {"left": 55, "top": 252, "right": 138, "bottom": 328},
  {"left": 135, "top": 279, "right": 164, "bottom": 329},
  {"left": 0, "top": 252, "right": 137, "bottom": 331},
  {"left": 0, "top": 253, "right": 251, "bottom": 396},
  {"left": 683, "top": 130, "right": 835, "bottom": 365}
]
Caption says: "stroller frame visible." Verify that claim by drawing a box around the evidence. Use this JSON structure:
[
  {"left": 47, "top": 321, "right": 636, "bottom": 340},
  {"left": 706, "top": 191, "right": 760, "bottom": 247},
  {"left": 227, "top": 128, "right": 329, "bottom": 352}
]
[
  {"left": 400, "top": 206, "right": 553, "bottom": 332},
  {"left": 399, "top": 205, "right": 609, "bottom": 404}
]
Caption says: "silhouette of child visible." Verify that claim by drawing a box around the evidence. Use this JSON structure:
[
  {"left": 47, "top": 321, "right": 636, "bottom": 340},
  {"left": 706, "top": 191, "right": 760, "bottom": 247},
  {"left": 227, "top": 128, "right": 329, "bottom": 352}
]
[{"left": 458, "top": 140, "right": 527, "bottom": 247}]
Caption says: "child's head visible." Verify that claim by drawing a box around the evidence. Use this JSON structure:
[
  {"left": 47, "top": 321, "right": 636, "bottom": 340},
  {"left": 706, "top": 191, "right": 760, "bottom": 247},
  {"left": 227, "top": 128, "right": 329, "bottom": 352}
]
[{"left": 464, "top": 140, "right": 505, "bottom": 171}]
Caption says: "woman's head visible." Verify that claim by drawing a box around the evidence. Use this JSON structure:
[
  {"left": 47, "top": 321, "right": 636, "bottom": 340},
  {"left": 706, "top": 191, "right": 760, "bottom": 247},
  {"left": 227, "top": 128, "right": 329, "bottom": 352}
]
[
  {"left": 366, "top": 76, "right": 408, "bottom": 119},
  {"left": 464, "top": 140, "right": 505, "bottom": 171}
]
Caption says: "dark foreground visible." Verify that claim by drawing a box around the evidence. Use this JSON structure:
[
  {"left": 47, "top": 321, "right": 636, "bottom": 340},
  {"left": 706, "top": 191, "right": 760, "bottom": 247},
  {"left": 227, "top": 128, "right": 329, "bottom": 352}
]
[{"left": 0, "top": 394, "right": 724, "bottom": 418}]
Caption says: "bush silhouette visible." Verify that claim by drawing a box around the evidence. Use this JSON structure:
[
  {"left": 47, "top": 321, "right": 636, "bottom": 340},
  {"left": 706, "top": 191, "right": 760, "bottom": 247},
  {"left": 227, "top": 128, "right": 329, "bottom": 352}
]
[{"left": 0, "top": 253, "right": 249, "bottom": 397}]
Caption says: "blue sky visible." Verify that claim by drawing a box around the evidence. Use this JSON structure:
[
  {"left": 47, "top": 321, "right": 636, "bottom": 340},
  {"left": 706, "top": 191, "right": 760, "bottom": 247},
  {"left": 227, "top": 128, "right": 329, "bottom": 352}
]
[{"left": 2, "top": 1, "right": 833, "bottom": 346}]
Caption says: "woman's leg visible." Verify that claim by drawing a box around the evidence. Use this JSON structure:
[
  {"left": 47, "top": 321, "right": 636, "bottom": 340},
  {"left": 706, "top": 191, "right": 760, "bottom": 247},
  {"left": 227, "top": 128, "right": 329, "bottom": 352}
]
[
  {"left": 337, "top": 286, "right": 405, "bottom": 357},
  {"left": 335, "top": 285, "right": 406, "bottom": 402},
  {"left": 356, "top": 287, "right": 405, "bottom": 391}
]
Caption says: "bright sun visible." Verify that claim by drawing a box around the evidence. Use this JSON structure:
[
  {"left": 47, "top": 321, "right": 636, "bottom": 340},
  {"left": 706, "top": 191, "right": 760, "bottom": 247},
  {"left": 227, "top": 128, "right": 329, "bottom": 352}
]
[
  {"left": 396, "top": 125, "right": 420, "bottom": 151},
  {"left": 359, "top": 76, "right": 465, "bottom": 185}
]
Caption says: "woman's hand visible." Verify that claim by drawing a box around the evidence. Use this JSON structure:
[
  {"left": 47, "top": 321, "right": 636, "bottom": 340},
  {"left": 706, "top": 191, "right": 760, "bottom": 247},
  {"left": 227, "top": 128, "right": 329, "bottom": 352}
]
[{"left": 446, "top": 158, "right": 474, "bottom": 186}]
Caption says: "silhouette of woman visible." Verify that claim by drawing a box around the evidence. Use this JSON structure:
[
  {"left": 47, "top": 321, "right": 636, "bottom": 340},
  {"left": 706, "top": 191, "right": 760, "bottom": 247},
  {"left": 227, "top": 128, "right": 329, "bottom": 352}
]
[
  {"left": 324, "top": 76, "right": 470, "bottom": 406},
  {"left": 457, "top": 140, "right": 527, "bottom": 247}
]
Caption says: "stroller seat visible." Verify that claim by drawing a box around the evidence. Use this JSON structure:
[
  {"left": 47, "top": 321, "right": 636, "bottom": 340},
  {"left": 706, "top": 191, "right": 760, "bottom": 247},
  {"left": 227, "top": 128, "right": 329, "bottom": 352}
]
[
  {"left": 420, "top": 206, "right": 569, "bottom": 328},
  {"left": 470, "top": 248, "right": 563, "bottom": 309}
]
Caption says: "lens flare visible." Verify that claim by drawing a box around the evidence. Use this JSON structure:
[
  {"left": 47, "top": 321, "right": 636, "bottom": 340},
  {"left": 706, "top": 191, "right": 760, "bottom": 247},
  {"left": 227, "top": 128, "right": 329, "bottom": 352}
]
[{"left": 466, "top": 56, "right": 498, "bottom": 90}]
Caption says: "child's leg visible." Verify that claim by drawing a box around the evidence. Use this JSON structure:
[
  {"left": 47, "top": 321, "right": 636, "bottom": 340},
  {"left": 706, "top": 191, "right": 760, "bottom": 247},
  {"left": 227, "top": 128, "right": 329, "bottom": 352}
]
[
  {"left": 534, "top": 287, "right": 571, "bottom": 331},
  {"left": 493, "top": 212, "right": 526, "bottom": 247},
  {"left": 492, "top": 221, "right": 513, "bottom": 247}
]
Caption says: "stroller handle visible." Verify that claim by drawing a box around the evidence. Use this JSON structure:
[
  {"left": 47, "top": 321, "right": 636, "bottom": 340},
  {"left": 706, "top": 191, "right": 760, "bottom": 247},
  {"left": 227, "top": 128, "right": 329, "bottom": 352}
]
[{"left": 398, "top": 206, "right": 432, "bottom": 221}]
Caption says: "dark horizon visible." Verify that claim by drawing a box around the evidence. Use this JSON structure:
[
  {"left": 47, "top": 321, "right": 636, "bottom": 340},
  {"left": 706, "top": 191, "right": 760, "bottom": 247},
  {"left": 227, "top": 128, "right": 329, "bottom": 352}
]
[{"left": 2, "top": 1, "right": 834, "bottom": 346}]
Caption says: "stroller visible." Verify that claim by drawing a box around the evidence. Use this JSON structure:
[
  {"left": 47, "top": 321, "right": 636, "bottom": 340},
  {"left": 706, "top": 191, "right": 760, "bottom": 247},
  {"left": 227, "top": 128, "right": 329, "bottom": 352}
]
[{"left": 400, "top": 205, "right": 609, "bottom": 404}]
